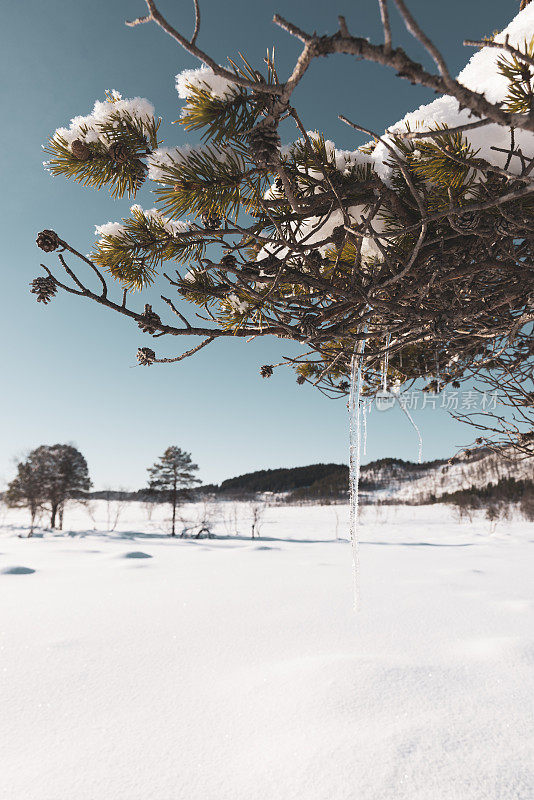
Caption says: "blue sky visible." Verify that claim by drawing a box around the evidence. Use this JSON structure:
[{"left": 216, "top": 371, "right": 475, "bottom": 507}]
[{"left": 0, "top": 0, "right": 515, "bottom": 489}]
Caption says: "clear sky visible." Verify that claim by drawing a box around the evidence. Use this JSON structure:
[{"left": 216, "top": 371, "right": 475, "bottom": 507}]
[{"left": 0, "top": 0, "right": 516, "bottom": 490}]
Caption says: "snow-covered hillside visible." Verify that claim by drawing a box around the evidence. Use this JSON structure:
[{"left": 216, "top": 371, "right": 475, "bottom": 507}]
[
  {"left": 361, "top": 448, "right": 533, "bottom": 504},
  {"left": 1, "top": 501, "right": 533, "bottom": 800}
]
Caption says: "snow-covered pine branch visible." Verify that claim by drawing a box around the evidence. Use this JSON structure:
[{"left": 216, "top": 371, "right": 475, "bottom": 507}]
[{"left": 34, "top": 1, "right": 534, "bottom": 455}]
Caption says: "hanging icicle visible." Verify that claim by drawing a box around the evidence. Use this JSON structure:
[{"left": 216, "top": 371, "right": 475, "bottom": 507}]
[
  {"left": 362, "top": 399, "right": 368, "bottom": 457},
  {"left": 348, "top": 335, "right": 366, "bottom": 609},
  {"left": 398, "top": 399, "right": 423, "bottom": 463},
  {"left": 434, "top": 347, "right": 441, "bottom": 393},
  {"left": 382, "top": 333, "right": 391, "bottom": 392}
]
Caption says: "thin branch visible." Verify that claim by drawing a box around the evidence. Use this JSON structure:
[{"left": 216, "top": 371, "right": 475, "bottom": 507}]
[
  {"left": 396, "top": 184, "right": 534, "bottom": 234},
  {"left": 338, "top": 16, "right": 350, "bottom": 38},
  {"left": 40, "top": 264, "right": 85, "bottom": 296},
  {"left": 275, "top": 15, "right": 534, "bottom": 132},
  {"left": 396, "top": 118, "right": 492, "bottom": 140},
  {"left": 127, "top": 1, "right": 283, "bottom": 95},
  {"left": 391, "top": 0, "right": 452, "bottom": 84},
  {"left": 60, "top": 240, "right": 108, "bottom": 297},
  {"left": 272, "top": 14, "right": 311, "bottom": 43},
  {"left": 41, "top": 258, "right": 286, "bottom": 339},
  {"left": 378, "top": 0, "right": 392, "bottom": 53},
  {"left": 191, "top": 0, "right": 200, "bottom": 45},
  {"left": 431, "top": 139, "right": 534, "bottom": 184},
  {"left": 155, "top": 335, "right": 216, "bottom": 363},
  {"left": 58, "top": 254, "right": 87, "bottom": 293},
  {"left": 339, "top": 115, "right": 426, "bottom": 216},
  {"left": 464, "top": 36, "right": 534, "bottom": 69},
  {"left": 161, "top": 296, "right": 192, "bottom": 328}
]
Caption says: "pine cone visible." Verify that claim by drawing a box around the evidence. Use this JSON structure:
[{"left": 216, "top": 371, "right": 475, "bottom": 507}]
[
  {"left": 201, "top": 213, "right": 221, "bottom": 230},
  {"left": 131, "top": 159, "right": 148, "bottom": 184},
  {"left": 36, "top": 229, "right": 60, "bottom": 252},
  {"left": 296, "top": 375, "right": 306, "bottom": 385},
  {"left": 220, "top": 253, "right": 237, "bottom": 268},
  {"left": 108, "top": 142, "right": 131, "bottom": 164},
  {"left": 449, "top": 211, "right": 480, "bottom": 234},
  {"left": 339, "top": 380, "right": 350, "bottom": 392},
  {"left": 306, "top": 249, "right": 324, "bottom": 271},
  {"left": 299, "top": 315, "right": 317, "bottom": 338},
  {"left": 260, "top": 364, "right": 274, "bottom": 379},
  {"left": 331, "top": 225, "right": 346, "bottom": 249},
  {"left": 137, "top": 347, "right": 156, "bottom": 366},
  {"left": 30, "top": 276, "right": 57, "bottom": 304},
  {"left": 70, "top": 139, "right": 91, "bottom": 161},
  {"left": 138, "top": 304, "right": 162, "bottom": 335},
  {"left": 247, "top": 124, "right": 280, "bottom": 167}
]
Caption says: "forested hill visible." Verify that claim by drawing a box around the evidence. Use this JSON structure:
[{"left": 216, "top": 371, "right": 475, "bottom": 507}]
[
  {"left": 199, "top": 458, "right": 448, "bottom": 499},
  {"left": 205, "top": 463, "right": 348, "bottom": 495},
  {"left": 58, "top": 451, "right": 531, "bottom": 504}
]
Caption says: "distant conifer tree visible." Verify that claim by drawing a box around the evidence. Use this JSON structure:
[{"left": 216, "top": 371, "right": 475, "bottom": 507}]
[{"left": 147, "top": 447, "right": 200, "bottom": 536}]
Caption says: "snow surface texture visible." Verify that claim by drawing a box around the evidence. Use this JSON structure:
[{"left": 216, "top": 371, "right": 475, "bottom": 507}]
[{"left": 1, "top": 501, "right": 533, "bottom": 800}]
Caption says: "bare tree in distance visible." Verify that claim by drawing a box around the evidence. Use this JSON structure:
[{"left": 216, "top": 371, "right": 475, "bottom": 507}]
[
  {"left": 102, "top": 488, "right": 129, "bottom": 532},
  {"left": 250, "top": 502, "right": 266, "bottom": 539}
]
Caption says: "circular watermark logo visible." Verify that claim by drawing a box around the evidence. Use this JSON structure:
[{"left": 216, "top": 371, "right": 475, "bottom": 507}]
[{"left": 375, "top": 390, "right": 396, "bottom": 412}]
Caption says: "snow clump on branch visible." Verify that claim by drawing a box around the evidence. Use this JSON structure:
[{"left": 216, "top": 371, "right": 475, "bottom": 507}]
[
  {"left": 371, "top": 6, "right": 534, "bottom": 182},
  {"left": 53, "top": 93, "right": 157, "bottom": 147},
  {"left": 175, "top": 66, "right": 239, "bottom": 100},
  {"left": 95, "top": 206, "right": 191, "bottom": 243}
]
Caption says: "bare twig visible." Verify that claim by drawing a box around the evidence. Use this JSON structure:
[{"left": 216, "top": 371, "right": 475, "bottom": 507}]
[
  {"left": 191, "top": 0, "right": 200, "bottom": 45},
  {"left": 127, "top": 1, "right": 283, "bottom": 95},
  {"left": 464, "top": 36, "right": 534, "bottom": 69},
  {"left": 155, "top": 335, "right": 216, "bottom": 363},
  {"left": 392, "top": 0, "right": 452, "bottom": 83},
  {"left": 161, "top": 296, "right": 192, "bottom": 328},
  {"left": 396, "top": 118, "right": 492, "bottom": 140},
  {"left": 378, "top": 0, "right": 392, "bottom": 53}
]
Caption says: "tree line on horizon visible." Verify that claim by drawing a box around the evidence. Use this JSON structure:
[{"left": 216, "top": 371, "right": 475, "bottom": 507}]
[
  {"left": 4, "top": 444, "right": 199, "bottom": 536},
  {"left": 4, "top": 444, "right": 533, "bottom": 533}
]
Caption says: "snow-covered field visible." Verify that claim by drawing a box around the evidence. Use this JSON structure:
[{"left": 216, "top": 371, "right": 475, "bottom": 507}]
[{"left": 1, "top": 501, "right": 533, "bottom": 800}]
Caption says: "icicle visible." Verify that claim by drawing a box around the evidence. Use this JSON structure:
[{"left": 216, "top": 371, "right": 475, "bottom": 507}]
[
  {"left": 434, "top": 348, "right": 440, "bottom": 393},
  {"left": 398, "top": 401, "right": 423, "bottom": 463},
  {"left": 382, "top": 333, "right": 391, "bottom": 392},
  {"left": 362, "top": 399, "right": 368, "bottom": 457},
  {"left": 349, "top": 336, "right": 366, "bottom": 610}
]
